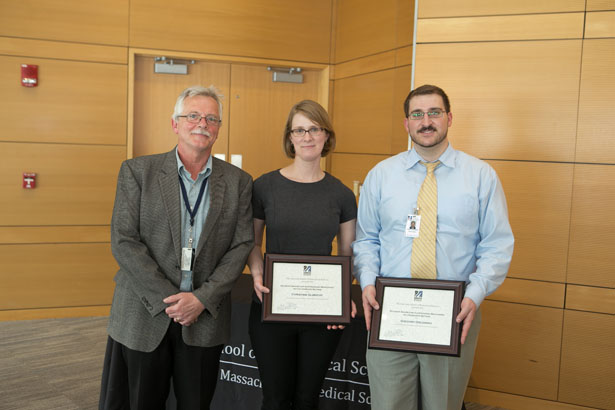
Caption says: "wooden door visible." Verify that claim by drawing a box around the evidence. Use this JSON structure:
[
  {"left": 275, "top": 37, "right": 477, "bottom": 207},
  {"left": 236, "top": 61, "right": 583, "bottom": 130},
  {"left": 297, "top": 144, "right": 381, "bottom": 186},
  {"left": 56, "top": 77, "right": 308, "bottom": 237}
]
[
  {"left": 133, "top": 55, "right": 231, "bottom": 158},
  {"left": 133, "top": 56, "right": 325, "bottom": 179},
  {"left": 227, "top": 64, "right": 322, "bottom": 179}
]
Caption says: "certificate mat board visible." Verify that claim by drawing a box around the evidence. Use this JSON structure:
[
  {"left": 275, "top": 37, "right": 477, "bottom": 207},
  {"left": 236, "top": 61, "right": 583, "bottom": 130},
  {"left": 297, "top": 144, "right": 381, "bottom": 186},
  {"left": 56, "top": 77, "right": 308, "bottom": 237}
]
[
  {"left": 369, "top": 278, "right": 464, "bottom": 356},
  {"left": 262, "top": 254, "right": 352, "bottom": 324}
]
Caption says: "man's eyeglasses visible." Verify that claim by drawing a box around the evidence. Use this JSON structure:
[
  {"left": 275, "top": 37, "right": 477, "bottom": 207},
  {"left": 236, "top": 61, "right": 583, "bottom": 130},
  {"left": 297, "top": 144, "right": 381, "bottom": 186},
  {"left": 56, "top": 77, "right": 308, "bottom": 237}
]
[
  {"left": 290, "top": 127, "right": 326, "bottom": 138},
  {"left": 408, "top": 110, "right": 446, "bottom": 120},
  {"left": 177, "top": 113, "right": 222, "bottom": 126}
]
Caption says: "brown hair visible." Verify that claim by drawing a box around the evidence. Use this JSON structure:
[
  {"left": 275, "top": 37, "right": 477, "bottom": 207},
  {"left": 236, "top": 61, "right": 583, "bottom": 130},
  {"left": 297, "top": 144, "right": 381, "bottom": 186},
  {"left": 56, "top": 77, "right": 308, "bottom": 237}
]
[
  {"left": 283, "top": 100, "right": 336, "bottom": 158},
  {"left": 404, "top": 84, "right": 451, "bottom": 116}
]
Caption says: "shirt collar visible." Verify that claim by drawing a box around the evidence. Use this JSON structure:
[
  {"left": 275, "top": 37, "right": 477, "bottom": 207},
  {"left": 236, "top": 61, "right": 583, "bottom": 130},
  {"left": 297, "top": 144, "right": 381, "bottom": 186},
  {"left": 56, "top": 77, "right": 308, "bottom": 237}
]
[
  {"left": 175, "top": 147, "right": 212, "bottom": 181},
  {"left": 405, "top": 143, "right": 457, "bottom": 170}
]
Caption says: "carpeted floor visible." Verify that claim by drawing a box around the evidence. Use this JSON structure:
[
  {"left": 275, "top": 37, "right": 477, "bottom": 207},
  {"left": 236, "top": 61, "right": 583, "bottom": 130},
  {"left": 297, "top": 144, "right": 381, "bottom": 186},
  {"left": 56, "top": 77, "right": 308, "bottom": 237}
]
[{"left": 0, "top": 317, "right": 507, "bottom": 410}]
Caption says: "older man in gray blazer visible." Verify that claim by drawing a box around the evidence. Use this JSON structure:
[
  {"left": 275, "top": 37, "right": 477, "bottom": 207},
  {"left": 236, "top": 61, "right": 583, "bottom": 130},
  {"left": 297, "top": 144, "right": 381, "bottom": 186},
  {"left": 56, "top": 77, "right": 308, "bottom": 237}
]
[{"left": 99, "top": 85, "right": 254, "bottom": 410}]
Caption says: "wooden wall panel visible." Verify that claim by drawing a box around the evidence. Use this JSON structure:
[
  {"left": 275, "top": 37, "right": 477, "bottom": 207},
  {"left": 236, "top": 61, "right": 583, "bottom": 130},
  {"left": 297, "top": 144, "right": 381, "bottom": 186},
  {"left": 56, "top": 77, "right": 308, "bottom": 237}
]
[
  {"left": 414, "top": 41, "right": 581, "bottom": 162},
  {"left": 130, "top": 0, "right": 332, "bottom": 63},
  {"left": 0, "top": 143, "right": 125, "bottom": 226},
  {"left": 0, "top": 56, "right": 127, "bottom": 145},
  {"left": 0, "top": 0, "right": 129, "bottom": 46},
  {"left": 329, "top": 153, "right": 390, "bottom": 192},
  {"left": 391, "top": 66, "right": 413, "bottom": 154},
  {"left": 489, "top": 161, "right": 573, "bottom": 282},
  {"left": 333, "top": 69, "right": 396, "bottom": 154},
  {"left": 587, "top": 0, "right": 615, "bottom": 11},
  {"left": 335, "top": 0, "right": 397, "bottom": 63},
  {"left": 487, "top": 278, "right": 565, "bottom": 308},
  {"left": 470, "top": 301, "right": 563, "bottom": 400},
  {"left": 0, "top": 243, "right": 116, "bottom": 310},
  {"left": 575, "top": 39, "right": 615, "bottom": 163},
  {"left": 566, "top": 285, "right": 615, "bottom": 314},
  {"left": 417, "top": 13, "right": 584, "bottom": 43},
  {"left": 418, "top": 0, "right": 584, "bottom": 18},
  {"left": 333, "top": 66, "right": 410, "bottom": 155},
  {"left": 559, "top": 310, "right": 615, "bottom": 409},
  {"left": 0, "top": 37, "right": 127, "bottom": 65},
  {"left": 395, "top": 0, "right": 414, "bottom": 48},
  {"left": 0, "top": 306, "right": 111, "bottom": 321},
  {"left": 567, "top": 164, "right": 615, "bottom": 287},
  {"left": 0, "top": 226, "right": 110, "bottom": 245},
  {"left": 585, "top": 11, "right": 615, "bottom": 37},
  {"left": 333, "top": 50, "right": 396, "bottom": 80}
]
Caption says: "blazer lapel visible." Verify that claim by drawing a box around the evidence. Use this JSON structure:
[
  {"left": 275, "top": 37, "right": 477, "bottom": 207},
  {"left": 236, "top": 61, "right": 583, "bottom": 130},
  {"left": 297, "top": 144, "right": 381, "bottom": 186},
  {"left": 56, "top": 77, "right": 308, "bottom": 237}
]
[
  {"left": 196, "top": 158, "right": 225, "bottom": 257},
  {"left": 159, "top": 150, "right": 182, "bottom": 264}
]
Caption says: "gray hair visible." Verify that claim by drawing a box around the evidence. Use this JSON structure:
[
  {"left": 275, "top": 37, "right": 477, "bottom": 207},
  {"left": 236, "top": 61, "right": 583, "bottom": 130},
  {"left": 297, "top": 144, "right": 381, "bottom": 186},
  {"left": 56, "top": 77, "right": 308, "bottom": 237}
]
[{"left": 172, "top": 85, "right": 223, "bottom": 121}]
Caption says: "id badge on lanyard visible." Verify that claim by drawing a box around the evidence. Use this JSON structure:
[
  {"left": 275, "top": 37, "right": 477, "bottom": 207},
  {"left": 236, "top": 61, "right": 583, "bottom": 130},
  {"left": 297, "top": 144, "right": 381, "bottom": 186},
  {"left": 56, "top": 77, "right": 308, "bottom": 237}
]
[
  {"left": 181, "top": 246, "right": 195, "bottom": 271},
  {"left": 405, "top": 208, "right": 421, "bottom": 238}
]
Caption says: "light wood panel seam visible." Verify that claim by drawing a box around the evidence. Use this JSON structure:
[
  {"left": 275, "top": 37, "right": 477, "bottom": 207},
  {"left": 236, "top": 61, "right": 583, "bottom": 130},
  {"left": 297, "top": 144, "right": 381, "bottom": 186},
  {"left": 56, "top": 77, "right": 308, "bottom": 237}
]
[
  {"left": 330, "top": 64, "right": 411, "bottom": 83},
  {"left": 0, "top": 304, "right": 112, "bottom": 311},
  {"left": 130, "top": 48, "right": 329, "bottom": 70},
  {"left": 0, "top": 52, "right": 128, "bottom": 66},
  {"left": 416, "top": 37, "right": 584, "bottom": 45},
  {"left": 0, "top": 38, "right": 128, "bottom": 65},
  {"left": 482, "top": 299, "right": 564, "bottom": 311},
  {"left": 484, "top": 298, "right": 566, "bottom": 310},
  {"left": 481, "top": 158, "right": 615, "bottom": 166},
  {"left": 0, "top": 140, "right": 126, "bottom": 147},
  {"left": 333, "top": 46, "right": 411, "bottom": 65},
  {"left": 330, "top": 152, "right": 392, "bottom": 157},
  {"left": 328, "top": 0, "right": 337, "bottom": 65},
  {"left": 563, "top": 307, "right": 615, "bottom": 316},
  {"left": 565, "top": 19, "right": 585, "bottom": 282},
  {"left": 417, "top": 11, "right": 588, "bottom": 20}
]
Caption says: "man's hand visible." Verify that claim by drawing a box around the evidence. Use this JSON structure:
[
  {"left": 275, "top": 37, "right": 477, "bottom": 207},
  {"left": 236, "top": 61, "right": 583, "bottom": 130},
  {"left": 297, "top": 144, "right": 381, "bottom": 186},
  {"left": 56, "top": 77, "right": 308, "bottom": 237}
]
[
  {"left": 456, "top": 297, "right": 477, "bottom": 345},
  {"left": 361, "top": 285, "right": 379, "bottom": 331},
  {"left": 164, "top": 292, "right": 205, "bottom": 326}
]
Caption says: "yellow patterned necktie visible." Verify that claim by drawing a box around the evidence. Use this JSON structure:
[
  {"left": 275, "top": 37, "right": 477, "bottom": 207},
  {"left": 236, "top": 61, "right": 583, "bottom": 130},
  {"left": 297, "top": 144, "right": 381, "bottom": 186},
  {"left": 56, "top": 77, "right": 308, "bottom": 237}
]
[{"left": 411, "top": 161, "right": 440, "bottom": 279}]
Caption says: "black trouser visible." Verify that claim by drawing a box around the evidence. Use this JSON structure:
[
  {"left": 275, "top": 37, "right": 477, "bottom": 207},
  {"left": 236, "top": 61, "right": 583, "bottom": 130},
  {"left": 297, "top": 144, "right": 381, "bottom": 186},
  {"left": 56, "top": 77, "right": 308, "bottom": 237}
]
[
  {"left": 99, "top": 321, "right": 223, "bottom": 410},
  {"left": 249, "top": 301, "right": 343, "bottom": 410}
]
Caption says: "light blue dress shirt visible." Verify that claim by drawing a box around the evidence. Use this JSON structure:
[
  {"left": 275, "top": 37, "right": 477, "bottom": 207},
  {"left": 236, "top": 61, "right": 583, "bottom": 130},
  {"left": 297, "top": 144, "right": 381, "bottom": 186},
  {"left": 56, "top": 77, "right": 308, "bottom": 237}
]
[
  {"left": 352, "top": 144, "right": 514, "bottom": 307},
  {"left": 176, "top": 149, "right": 212, "bottom": 292}
]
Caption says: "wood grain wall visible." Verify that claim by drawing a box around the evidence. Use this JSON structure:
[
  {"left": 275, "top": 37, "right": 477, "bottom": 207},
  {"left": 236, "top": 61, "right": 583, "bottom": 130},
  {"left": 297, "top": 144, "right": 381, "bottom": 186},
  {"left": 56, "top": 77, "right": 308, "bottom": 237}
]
[
  {"left": 0, "top": 0, "right": 334, "bottom": 320},
  {"left": 1, "top": 2, "right": 613, "bottom": 410},
  {"left": 414, "top": 1, "right": 615, "bottom": 409},
  {"left": 329, "top": 0, "right": 414, "bottom": 191}
]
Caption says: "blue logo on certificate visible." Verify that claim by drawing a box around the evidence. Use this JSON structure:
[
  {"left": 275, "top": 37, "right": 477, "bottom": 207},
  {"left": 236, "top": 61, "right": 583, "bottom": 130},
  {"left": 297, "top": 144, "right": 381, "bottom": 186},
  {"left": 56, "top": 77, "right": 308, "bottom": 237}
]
[
  {"left": 414, "top": 290, "right": 423, "bottom": 302},
  {"left": 303, "top": 265, "right": 311, "bottom": 276}
]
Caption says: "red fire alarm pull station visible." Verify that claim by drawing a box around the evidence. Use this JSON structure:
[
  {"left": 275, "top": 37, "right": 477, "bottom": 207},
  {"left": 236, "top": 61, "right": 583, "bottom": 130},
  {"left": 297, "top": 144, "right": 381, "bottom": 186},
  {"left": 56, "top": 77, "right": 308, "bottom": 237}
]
[
  {"left": 23, "top": 173, "right": 36, "bottom": 189},
  {"left": 21, "top": 64, "right": 38, "bottom": 87}
]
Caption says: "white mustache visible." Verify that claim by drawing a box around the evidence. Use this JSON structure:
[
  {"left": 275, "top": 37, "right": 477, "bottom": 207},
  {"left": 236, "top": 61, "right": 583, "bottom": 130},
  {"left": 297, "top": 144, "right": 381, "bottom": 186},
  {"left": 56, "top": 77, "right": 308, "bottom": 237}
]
[{"left": 191, "top": 129, "right": 211, "bottom": 137}]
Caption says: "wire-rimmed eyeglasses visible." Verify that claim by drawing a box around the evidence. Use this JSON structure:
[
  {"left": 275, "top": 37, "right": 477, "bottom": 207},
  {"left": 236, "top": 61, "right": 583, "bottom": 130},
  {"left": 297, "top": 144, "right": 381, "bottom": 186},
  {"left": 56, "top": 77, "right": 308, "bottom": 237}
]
[
  {"left": 408, "top": 110, "right": 446, "bottom": 120},
  {"left": 177, "top": 113, "right": 222, "bottom": 126}
]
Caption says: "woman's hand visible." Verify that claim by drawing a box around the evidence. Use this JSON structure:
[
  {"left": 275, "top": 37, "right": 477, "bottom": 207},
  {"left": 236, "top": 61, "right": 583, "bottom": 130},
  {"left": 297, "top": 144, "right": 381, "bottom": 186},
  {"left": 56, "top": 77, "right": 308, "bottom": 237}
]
[
  {"left": 326, "top": 300, "right": 357, "bottom": 330},
  {"left": 252, "top": 273, "right": 270, "bottom": 302}
]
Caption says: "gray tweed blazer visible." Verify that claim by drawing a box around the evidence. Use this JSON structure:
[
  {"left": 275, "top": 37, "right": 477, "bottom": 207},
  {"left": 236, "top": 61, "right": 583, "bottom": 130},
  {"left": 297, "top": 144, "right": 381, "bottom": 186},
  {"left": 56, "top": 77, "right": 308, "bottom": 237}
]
[{"left": 107, "top": 149, "right": 254, "bottom": 352}]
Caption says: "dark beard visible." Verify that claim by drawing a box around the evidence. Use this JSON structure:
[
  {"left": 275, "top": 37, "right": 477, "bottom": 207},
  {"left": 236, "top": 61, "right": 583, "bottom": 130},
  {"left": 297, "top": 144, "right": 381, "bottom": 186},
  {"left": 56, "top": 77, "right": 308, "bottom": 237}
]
[{"left": 409, "top": 128, "right": 448, "bottom": 148}]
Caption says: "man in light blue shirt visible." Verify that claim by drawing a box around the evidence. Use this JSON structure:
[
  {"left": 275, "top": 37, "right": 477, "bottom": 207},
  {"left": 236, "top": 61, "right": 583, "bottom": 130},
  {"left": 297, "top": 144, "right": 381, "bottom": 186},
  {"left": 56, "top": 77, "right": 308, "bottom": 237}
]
[{"left": 352, "top": 84, "right": 514, "bottom": 410}]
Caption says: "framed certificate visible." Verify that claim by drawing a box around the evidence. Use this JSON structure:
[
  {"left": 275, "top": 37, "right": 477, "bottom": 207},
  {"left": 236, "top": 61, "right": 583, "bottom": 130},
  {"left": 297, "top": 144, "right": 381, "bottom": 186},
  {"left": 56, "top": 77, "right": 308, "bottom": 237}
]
[
  {"left": 369, "top": 278, "right": 465, "bottom": 356},
  {"left": 262, "top": 253, "right": 351, "bottom": 324}
]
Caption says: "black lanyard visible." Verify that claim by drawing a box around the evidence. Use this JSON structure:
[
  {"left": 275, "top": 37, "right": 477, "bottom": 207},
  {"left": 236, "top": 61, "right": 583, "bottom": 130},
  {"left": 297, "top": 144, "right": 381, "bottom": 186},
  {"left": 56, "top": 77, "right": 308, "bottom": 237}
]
[{"left": 178, "top": 175, "right": 208, "bottom": 227}]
